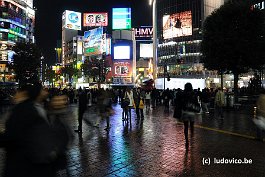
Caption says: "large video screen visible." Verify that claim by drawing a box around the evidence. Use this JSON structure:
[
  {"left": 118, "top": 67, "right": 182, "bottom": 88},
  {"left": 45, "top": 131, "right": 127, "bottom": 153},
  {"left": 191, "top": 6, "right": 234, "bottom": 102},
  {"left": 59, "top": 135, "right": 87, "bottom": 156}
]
[
  {"left": 64, "top": 10, "right": 82, "bottom": 31},
  {"left": 140, "top": 43, "right": 153, "bottom": 58},
  {"left": 114, "top": 46, "right": 130, "bottom": 59},
  {"left": 83, "top": 13, "right": 108, "bottom": 27},
  {"left": 112, "top": 8, "right": 131, "bottom": 30},
  {"left": 163, "top": 11, "right": 192, "bottom": 39}
]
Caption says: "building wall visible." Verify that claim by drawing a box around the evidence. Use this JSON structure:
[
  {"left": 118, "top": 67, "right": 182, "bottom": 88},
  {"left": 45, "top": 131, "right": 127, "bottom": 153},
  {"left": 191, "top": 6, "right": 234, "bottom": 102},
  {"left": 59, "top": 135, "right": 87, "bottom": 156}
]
[
  {"left": 156, "top": 0, "right": 223, "bottom": 80},
  {"left": 0, "top": 0, "right": 35, "bottom": 62}
]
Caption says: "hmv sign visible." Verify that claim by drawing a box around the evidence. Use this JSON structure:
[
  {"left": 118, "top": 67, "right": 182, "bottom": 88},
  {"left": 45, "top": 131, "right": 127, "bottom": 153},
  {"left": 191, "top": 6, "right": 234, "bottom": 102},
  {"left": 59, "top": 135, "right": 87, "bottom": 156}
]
[
  {"left": 254, "top": 1, "right": 265, "bottom": 10},
  {"left": 134, "top": 26, "right": 153, "bottom": 41}
]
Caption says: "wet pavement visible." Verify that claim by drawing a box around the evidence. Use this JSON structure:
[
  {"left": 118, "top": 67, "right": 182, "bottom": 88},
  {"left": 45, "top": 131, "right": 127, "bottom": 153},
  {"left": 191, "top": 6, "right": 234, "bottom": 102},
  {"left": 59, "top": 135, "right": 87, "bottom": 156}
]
[{"left": 1, "top": 103, "right": 265, "bottom": 177}]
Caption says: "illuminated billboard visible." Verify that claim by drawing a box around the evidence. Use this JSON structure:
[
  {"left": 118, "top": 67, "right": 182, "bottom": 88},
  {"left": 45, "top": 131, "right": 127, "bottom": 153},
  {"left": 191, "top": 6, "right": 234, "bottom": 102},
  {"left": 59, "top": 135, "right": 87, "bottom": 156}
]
[
  {"left": 21, "top": 0, "right": 33, "bottom": 8},
  {"left": 113, "top": 61, "right": 132, "bottom": 77},
  {"left": 84, "top": 27, "right": 103, "bottom": 56},
  {"left": 83, "top": 13, "right": 108, "bottom": 27},
  {"left": 135, "top": 26, "right": 153, "bottom": 40},
  {"left": 112, "top": 8, "right": 131, "bottom": 30},
  {"left": 114, "top": 46, "right": 130, "bottom": 59},
  {"left": 64, "top": 10, "right": 82, "bottom": 31},
  {"left": 163, "top": 11, "right": 192, "bottom": 39},
  {"left": 140, "top": 43, "right": 153, "bottom": 58}
]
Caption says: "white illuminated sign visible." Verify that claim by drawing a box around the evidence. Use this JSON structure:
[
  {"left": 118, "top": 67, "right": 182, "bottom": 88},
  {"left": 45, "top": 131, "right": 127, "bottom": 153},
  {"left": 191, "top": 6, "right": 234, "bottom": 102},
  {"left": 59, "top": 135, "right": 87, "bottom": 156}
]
[{"left": 64, "top": 10, "right": 82, "bottom": 31}]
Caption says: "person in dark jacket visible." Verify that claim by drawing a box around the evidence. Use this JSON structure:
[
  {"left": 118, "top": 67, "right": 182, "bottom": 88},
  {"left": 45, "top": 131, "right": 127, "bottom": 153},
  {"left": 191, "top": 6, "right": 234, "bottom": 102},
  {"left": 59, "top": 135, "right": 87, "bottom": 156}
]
[
  {"left": 173, "top": 88, "right": 183, "bottom": 120},
  {"left": 181, "top": 83, "right": 200, "bottom": 149},
  {"left": 133, "top": 88, "right": 144, "bottom": 119},
  {"left": 2, "top": 82, "right": 71, "bottom": 177},
  {"left": 75, "top": 88, "right": 88, "bottom": 133}
]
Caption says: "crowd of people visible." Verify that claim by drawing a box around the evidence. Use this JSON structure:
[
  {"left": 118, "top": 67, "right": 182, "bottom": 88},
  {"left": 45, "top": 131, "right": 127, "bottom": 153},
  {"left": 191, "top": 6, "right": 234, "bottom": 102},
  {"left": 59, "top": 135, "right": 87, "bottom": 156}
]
[{"left": 2, "top": 82, "right": 264, "bottom": 176}]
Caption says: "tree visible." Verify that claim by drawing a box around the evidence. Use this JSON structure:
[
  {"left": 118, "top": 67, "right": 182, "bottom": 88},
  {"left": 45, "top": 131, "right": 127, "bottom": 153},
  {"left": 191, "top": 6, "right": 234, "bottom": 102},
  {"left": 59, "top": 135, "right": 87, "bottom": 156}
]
[
  {"left": 61, "top": 64, "right": 78, "bottom": 83},
  {"left": 81, "top": 57, "right": 109, "bottom": 83},
  {"left": 11, "top": 42, "right": 41, "bottom": 85},
  {"left": 201, "top": 0, "right": 265, "bottom": 100}
]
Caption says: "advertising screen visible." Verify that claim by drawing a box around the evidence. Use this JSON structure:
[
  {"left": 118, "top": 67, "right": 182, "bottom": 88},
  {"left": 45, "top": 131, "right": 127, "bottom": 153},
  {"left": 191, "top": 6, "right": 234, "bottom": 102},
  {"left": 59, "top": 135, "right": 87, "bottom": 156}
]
[
  {"left": 112, "top": 8, "right": 131, "bottom": 30},
  {"left": 83, "top": 13, "right": 108, "bottom": 27},
  {"left": 114, "top": 46, "right": 130, "bottom": 59},
  {"left": 163, "top": 11, "right": 192, "bottom": 39},
  {"left": 113, "top": 61, "right": 132, "bottom": 77},
  {"left": 140, "top": 43, "right": 153, "bottom": 58},
  {"left": 21, "top": 0, "right": 33, "bottom": 8},
  {"left": 84, "top": 27, "right": 103, "bottom": 56},
  {"left": 64, "top": 10, "right": 82, "bottom": 31}
]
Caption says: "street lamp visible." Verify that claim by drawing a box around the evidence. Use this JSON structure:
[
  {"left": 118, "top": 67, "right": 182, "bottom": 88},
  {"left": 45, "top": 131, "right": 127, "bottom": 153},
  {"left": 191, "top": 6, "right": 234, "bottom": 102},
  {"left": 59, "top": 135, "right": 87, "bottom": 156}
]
[{"left": 149, "top": 0, "right": 158, "bottom": 83}]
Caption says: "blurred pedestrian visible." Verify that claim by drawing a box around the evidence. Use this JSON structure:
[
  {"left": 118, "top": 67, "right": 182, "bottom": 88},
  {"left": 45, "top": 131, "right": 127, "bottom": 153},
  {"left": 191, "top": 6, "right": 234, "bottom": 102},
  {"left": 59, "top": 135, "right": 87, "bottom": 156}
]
[
  {"left": 95, "top": 89, "right": 113, "bottom": 130},
  {"left": 163, "top": 88, "right": 171, "bottom": 112},
  {"left": 145, "top": 91, "right": 151, "bottom": 113},
  {"left": 133, "top": 88, "right": 144, "bottom": 120},
  {"left": 173, "top": 88, "right": 182, "bottom": 120},
  {"left": 254, "top": 89, "right": 265, "bottom": 141},
  {"left": 75, "top": 88, "right": 88, "bottom": 133},
  {"left": 1, "top": 82, "right": 71, "bottom": 177},
  {"left": 122, "top": 88, "right": 134, "bottom": 121},
  {"left": 214, "top": 88, "right": 225, "bottom": 119},
  {"left": 181, "top": 83, "right": 200, "bottom": 149},
  {"left": 201, "top": 88, "right": 210, "bottom": 114},
  {"left": 151, "top": 88, "right": 157, "bottom": 109}
]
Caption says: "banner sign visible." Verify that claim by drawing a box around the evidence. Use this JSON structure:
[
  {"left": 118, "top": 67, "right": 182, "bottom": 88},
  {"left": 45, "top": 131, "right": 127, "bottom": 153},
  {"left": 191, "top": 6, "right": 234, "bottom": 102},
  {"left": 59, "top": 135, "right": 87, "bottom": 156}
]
[
  {"left": 83, "top": 13, "right": 108, "bottom": 27},
  {"left": 84, "top": 27, "right": 103, "bottom": 56},
  {"left": 112, "top": 8, "right": 131, "bottom": 30}
]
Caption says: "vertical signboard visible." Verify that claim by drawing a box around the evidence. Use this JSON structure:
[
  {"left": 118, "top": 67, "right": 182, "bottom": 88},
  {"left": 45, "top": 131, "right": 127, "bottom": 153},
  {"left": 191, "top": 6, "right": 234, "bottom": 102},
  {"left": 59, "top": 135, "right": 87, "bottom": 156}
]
[
  {"left": 112, "top": 41, "right": 133, "bottom": 84},
  {"left": 112, "top": 8, "right": 132, "bottom": 30}
]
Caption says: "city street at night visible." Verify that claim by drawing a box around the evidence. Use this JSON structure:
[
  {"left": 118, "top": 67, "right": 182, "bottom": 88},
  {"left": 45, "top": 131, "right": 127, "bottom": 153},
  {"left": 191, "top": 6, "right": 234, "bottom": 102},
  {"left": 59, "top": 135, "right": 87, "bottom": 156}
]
[
  {"left": 1, "top": 104, "right": 264, "bottom": 177},
  {"left": 1, "top": 0, "right": 265, "bottom": 176}
]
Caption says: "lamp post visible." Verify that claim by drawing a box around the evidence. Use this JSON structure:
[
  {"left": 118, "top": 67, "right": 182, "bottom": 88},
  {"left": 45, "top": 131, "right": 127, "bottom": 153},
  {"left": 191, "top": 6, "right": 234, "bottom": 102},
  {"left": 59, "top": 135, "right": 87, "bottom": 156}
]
[{"left": 149, "top": 0, "right": 158, "bottom": 84}]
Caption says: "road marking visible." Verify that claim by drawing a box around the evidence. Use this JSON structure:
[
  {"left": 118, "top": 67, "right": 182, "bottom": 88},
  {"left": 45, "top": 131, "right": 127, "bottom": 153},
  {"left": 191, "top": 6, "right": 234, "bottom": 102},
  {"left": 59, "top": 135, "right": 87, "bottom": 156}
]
[{"left": 176, "top": 122, "right": 257, "bottom": 140}]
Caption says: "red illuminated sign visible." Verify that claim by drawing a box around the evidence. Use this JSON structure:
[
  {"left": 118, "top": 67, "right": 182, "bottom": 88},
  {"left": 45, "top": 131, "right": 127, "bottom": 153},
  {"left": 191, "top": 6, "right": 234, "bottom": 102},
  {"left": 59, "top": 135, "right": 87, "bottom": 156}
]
[{"left": 83, "top": 13, "right": 108, "bottom": 27}]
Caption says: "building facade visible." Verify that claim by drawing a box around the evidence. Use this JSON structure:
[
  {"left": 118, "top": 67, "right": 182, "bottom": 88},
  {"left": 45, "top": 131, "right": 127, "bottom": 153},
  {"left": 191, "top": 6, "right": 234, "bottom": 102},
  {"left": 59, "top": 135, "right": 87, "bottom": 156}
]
[
  {"left": 0, "top": 0, "right": 35, "bottom": 82},
  {"left": 155, "top": 0, "right": 225, "bottom": 89}
]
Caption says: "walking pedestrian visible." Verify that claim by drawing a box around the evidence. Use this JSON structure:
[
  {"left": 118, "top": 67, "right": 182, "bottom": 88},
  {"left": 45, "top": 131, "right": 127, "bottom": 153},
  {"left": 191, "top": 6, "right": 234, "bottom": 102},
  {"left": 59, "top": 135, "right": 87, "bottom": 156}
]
[
  {"left": 75, "top": 88, "right": 87, "bottom": 133},
  {"left": 145, "top": 91, "right": 151, "bottom": 113},
  {"left": 173, "top": 88, "right": 182, "bottom": 120},
  {"left": 133, "top": 88, "right": 144, "bottom": 120},
  {"left": 214, "top": 88, "right": 225, "bottom": 119},
  {"left": 1, "top": 82, "right": 71, "bottom": 177},
  {"left": 181, "top": 83, "right": 200, "bottom": 149},
  {"left": 254, "top": 89, "right": 265, "bottom": 141},
  {"left": 201, "top": 88, "right": 210, "bottom": 114},
  {"left": 95, "top": 89, "right": 113, "bottom": 130}
]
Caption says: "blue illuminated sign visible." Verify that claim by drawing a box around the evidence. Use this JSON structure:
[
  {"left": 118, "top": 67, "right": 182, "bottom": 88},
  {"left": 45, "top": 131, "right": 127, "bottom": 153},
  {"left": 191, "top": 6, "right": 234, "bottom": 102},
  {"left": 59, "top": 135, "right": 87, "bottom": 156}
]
[
  {"left": 68, "top": 13, "right": 79, "bottom": 23},
  {"left": 112, "top": 8, "right": 131, "bottom": 30}
]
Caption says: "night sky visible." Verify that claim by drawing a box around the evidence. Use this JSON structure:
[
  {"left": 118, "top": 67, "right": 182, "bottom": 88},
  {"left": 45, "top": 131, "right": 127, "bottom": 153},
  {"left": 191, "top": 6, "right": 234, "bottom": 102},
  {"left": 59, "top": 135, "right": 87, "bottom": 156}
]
[{"left": 33, "top": 0, "right": 152, "bottom": 64}]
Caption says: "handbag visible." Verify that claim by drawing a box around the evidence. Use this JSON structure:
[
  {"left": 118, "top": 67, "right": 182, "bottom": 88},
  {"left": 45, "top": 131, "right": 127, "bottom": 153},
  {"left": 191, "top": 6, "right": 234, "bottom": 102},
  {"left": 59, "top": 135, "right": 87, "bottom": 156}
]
[
  {"left": 139, "top": 99, "right": 144, "bottom": 109},
  {"left": 124, "top": 98, "right": 130, "bottom": 106}
]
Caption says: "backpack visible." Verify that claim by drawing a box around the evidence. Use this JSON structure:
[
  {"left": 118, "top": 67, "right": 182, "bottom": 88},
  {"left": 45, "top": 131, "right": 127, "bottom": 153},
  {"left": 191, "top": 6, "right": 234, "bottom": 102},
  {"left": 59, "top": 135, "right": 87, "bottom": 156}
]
[{"left": 183, "top": 93, "right": 201, "bottom": 113}]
